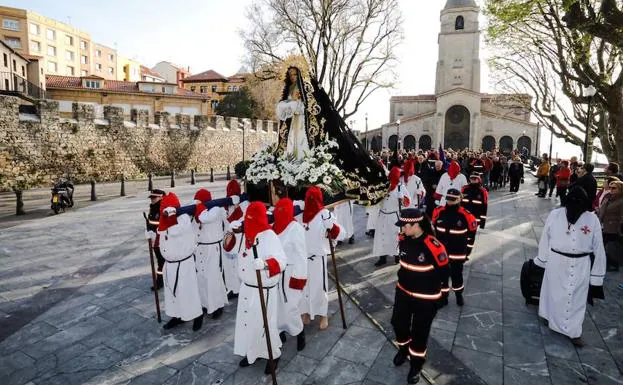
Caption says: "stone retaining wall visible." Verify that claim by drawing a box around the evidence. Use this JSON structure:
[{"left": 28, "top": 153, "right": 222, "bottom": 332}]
[{"left": 0, "top": 95, "right": 277, "bottom": 190}]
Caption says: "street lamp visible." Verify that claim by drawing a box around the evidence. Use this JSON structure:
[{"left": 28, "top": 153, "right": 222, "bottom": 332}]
[
  {"left": 583, "top": 85, "right": 597, "bottom": 162},
  {"left": 365, "top": 112, "right": 369, "bottom": 152}
]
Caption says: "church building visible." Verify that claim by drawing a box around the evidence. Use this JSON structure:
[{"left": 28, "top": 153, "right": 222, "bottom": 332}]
[{"left": 360, "top": 0, "right": 537, "bottom": 155}]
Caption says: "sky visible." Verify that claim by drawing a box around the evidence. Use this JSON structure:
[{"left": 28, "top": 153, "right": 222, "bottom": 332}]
[{"left": 9, "top": 0, "right": 591, "bottom": 160}]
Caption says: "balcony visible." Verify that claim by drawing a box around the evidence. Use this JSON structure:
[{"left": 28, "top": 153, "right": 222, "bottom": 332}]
[{"left": 0, "top": 72, "right": 45, "bottom": 102}]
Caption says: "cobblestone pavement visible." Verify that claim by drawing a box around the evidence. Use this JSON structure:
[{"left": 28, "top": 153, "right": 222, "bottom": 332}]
[{"left": 0, "top": 173, "right": 621, "bottom": 384}]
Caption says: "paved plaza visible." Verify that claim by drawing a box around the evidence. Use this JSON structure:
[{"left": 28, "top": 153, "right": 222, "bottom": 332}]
[{"left": 0, "top": 173, "right": 622, "bottom": 384}]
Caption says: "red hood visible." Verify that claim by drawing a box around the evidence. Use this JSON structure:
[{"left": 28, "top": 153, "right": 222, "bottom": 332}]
[
  {"left": 448, "top": 161, "right": 460, "bottom": 180},
  {"left": 226, "top": 180, "right": 241, "bottom": 197},
  {"left": 403, "top": 160, "right": 414, "bottom": 183},
  {"left": 244, "top": 202, "right": 271, "bottom": 248},
  {"left": 273, "top": 197, "right": 295, "bottom": 235},
  {"left": 194, "top": 188, "right": 212, "bottom": 203},
  {"left": 303, "top": 186, "right": 324, "bottom": 224},
  {"left": 158, "top": 192, "right": 180, "bottom": 232},
  {"left": 389, "top": 166, "right": 401, "bottom": 190}
]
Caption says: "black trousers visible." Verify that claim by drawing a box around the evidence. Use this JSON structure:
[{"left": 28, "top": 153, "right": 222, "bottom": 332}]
[
  {"left": 154, "top": 247, "right": 165, "bottom": 283},
  {"left": 450, "top": 261, "right": 464, "bottom": 293},
  {"left": 603, "top": 232, "right": 620, "bottom": 268},
  {"left": 509, "top": 177, "right": 520, "bottom": 192},
  {"left": 391, "top": 289, "right": 437, "bottom": 372},
  {"left": 557, "top": 187, "right": 568, "bottom": 205},
  {"left": 548, "top": 179, "right": 556, "bottom": 196}
]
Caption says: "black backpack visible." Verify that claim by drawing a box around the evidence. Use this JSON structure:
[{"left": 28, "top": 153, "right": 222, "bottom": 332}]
[{"left": 520, "top": 259, "right": 545, "bottom": 305}]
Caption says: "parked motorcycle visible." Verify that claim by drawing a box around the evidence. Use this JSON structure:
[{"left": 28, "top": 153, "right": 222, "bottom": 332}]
[{"left": 50, "top": 179, "right": 74, "bottom": 214}]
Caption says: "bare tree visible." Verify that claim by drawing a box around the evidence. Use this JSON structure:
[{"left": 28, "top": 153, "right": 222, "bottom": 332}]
[
  {"left": 485, "top": 0, "right": 623, "bottom": 163},
  {"left": 241, "top": 0, "right": 403, "bottom": 119},
  {"left": 563, "top": 0, "right": 623, "bottom": 49}
]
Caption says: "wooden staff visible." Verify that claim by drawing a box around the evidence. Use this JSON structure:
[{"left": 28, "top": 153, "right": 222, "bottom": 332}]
[
  {"left": 328, "top": 230, "right": 347, "bottom": 330},
  {"left": 251, "top": 241, "right": 277, "bottom": 385},
  {"left": 143, "top": 212, "right": 162, "bottom": 323}
]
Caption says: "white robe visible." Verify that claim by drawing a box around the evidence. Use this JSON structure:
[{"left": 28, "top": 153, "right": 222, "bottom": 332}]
[
  {"left": 277, "top": 98, "right": 309, "bottom": 160},
  {"left": 333, "top": 200, "right": 355, "bottom": 239},
  {"left": 372, "top": 185, "right": 407, "bottom": 257},
  {"left": 158, "top": 214, "right": 202, "bottom": 321},
  {"left": 403, "top": 175, "right": 426, "bottom": 208},
  {"left": 534, "top": 208, "right": 606, "bottom": 338},
  {"left": 300, "top": 209, "right": 345, "bottom": 319},
  {"left": 366, "top": 204, "right": 380, "bottom": 231},
  {"left": 234, "top": 229, "right": 287, "bottom": 364},
  {"left": 276, "top": 221, "right": 308, "bottom": 336},
  {"left": 224, "top": 201, "right": 249, "bottom": 294},
  {"left": 194, "top": 207, "right": 229, "bottom": 314},
  {"left": 435, "top": 173, "right": 468, "bottom": 206}
]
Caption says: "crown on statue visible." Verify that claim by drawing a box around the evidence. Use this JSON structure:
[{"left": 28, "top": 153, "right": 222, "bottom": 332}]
[{"left": 277, "top": 55, "right": 312, "bottom": 82}]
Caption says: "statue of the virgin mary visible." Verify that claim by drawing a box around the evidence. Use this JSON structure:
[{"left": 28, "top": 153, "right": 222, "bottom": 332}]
[{"left": 272, "top": 56, "right": 388, "bottom": 204}]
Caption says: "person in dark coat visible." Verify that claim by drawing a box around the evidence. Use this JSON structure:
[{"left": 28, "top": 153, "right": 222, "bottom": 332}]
[
  {"left": 572, "top": 163, "right": 598, "bottom": 211},
  {"left": 508, "top": 156, "right": 524, "bottom": 193},
  {"left": 146, "top": 189, "right": 166, "bottom": 290},
  {"left": 490, "top": 157, "right": 503, "bottom": 190},
  {"left": 423, "top": 160, "right": 445, "bottom": 218}
]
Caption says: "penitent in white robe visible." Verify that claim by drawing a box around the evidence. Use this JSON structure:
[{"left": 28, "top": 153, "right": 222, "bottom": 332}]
[
  {"left": 333, "top": 200, "right": 354, "bottom": 239},
  {"left": 300, "top": 209, "right": 345, "bottom": 319},
  {"left": 276, "top": 221, "right": 308, "bottom": 336},
  {"left": 234, "top": 229, "right": 287, "bottom": 364},
  {"left": 366, "top": 204, "right": 380, "bottom": 231},
  {"left": 194, "top": 206, "right": 229, "bottom": 314},
  {"left": 403, "top": 175, "right": 426, "bottom": 208},
  {"left": 159, "top": 214, "right": 202, "bottom": 321},
  {"left": 372, "top": 185, "right": 407, "bottom": 258},
  {"left": 534, "top": 208, "right": 606, "bottom": 339},
  {"left": 435, "top": 173, "right": 468, "bottom": 206},
  {"left": 224, "top": 201, "right": 249, "bottom": 294}
]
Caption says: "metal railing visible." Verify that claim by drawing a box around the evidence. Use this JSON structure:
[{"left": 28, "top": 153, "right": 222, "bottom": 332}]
[{"left": 0, "top": 72, "right": 45, "bottom": 100}]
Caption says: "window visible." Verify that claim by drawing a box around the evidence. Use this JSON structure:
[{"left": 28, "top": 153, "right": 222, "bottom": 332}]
[
  {"left": 108, "top": 67, "right": 114, "bottom": 75},
  {"left": 3, "top": 19, "right": 19, "bottom": 31},
  {"left": 227, "top": 85, "right": 232, "bottom": 91},
  {"left": 190, "top": 86, "right": 196, "bottom": 92},
  {"left": 47, "top": 61, "right": 57, "bottom": 72},
  {"left": 80, "top": 40, "right": 87, "bottom": 50},
  {"left": 5, "top": 37, "right": 21, "bottom": 49},
  {"left": 12, "top": 59, "right": 16, "bottom": 71},
  {"left": 455, "top": 16, "right": 464, "bottom": 30},
  {"left": 232, "top": 86, "right": 238, "bottom": 91},
  {"left": 211, "top": 85, "right": 217, "bottom": 92},
  {"left": 66, "top": 66, "right": 74, "bottom": 76},
  {"left": 81, "top": 55, "right": 88, "bottom": 64},
  {"left": 29, "top": 23, "right": 40, "bottom": 35},
  {"left": 85, "top": 80, "right": 100, "bottom": 88},
  {"left": 95, "top": 63, "right": 102, "bottom": 71},
  {"left": 65, "top": 35, "right": 73, "bottom": 45},
  {"left": 161, "top": 86, "right": 166, "bottom": 93},
  {"left": 47, "top": 29, "right": 55, "bottom": 40},
  {"left": 108, "top": 53, "right": 114, "bottom": 61},
  {"left": 3, "top": 53, "right": 6, "bottom": 67},
  {"left": 200, "top": 86, "right": 207, "bottom": 93},
  {"left": 47, "top": 45, "right": 56, "bottom": 56},
  {"left": 452, "top": 58, "right": 463, "bottom": 68},
  {"left": 4, "top": 78, "right": 8, "bottom": 90},
  {"left": 95, "top": 49, "right": 101, "bottom": 57},
  {"left": 81, "top": 70, "right": 87, "bottom": 76},
  {"left": 21, "top": 65, "right": 25, "bottom": 76},
  {"left": 30, "top": 40, "right": 41, "bottom": 52},
  {"left": 65, "top": 50, "right": 74, "bottom": 61}
]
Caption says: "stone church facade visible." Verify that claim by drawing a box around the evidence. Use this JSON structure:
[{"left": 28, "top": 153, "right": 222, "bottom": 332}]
[{"left": 360, "top": 0, "right": 537, "bottom": 155}]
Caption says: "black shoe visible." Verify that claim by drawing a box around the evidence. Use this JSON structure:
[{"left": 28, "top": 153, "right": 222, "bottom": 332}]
[
  {"left": 279, "top": 331, "right": 287, "bottom": 343},
  {"left": 366, "top": 229, "right": 375, "bottom": 237},
  {"left": 393, "top": 346, "right": 408, "bottom": 367},
  {"left": 348, "top": 235, "right": 355, "bottom": 244},
  {"left": 202, "top": 307, "right": 208, "bottom": 315},
  {"left": 192, "top": 315, "right": 203, "bottom": 331},
  {"left": 264, "top": 358, "right": 279, "bottom": 375},
  {"left": 394, "top": 255, "right": 400, "bottom": 264},
  {"left": 239, "top": 357, "right": 250, "bottom": 367},
  {"left": 337, "top": 241, "right": 343, "bottom": 246},
  {"left": 456, "top": 293, "right": 464, "bottom": 307},
  {"left": 163, "top": 317, "right": 184, "bottom": 330},
  {"left": 374, "top": 256, "right": 387, "bottom": 267},
  {"left": 227, "top": 291, "right": 239, "bottom": 300},
  {"left": 211, "top": 307, "right": 224, "bottom": 320},
  {"left": 407, "top": 368, "right": 421, "bottom": 384},
  {"left": 297, "top": 331, "right": 306, "bottom": 351}
]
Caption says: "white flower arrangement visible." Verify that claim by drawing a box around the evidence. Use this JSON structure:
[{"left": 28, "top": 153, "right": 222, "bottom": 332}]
[{"left": 246, "top": 137, "right": 346, "bottom": 195}]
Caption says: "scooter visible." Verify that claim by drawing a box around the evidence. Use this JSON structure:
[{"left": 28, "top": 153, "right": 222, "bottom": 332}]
[{"left": 50, "top": 186, "right": 70, "bottom": 214}]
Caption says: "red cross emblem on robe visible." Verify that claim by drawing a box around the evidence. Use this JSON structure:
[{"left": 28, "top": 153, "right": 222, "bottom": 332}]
[{"left": 581, "top": 225, "right": 591, "bottom": 235}]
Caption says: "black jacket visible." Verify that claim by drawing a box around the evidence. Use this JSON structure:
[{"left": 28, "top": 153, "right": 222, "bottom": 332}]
[
  {"left": 432, "top": 205, "right": 478, "bottom": 261},
  {"left": 397, "top": 234, "right": 450, "bottom": 300},
  {"left": 572, "top": 174, "right": 598, "bottom": 208},
  {"left": 508, "top": 162, "right": 524, "bottom": 179},
  {"left": 461, "top": 184, "right": 489, "bottom": 229}
]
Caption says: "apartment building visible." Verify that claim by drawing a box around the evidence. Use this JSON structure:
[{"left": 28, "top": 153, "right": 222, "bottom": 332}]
[
  {"left": 46, "top": 74, "right": 210, "bottom": 120},
  {"left": 140, "top": 65, "right": 165, "bottom": 83},
  {"left": 152, "top": 61, "right": 189, "bottom": 87},
  {"left": 181, "top": 69, "right": 247, "bottom": 112},
  {"left": 92, "top": 42, "right": 117, "bottom": 80},
  {"left": 0, "top": 40, "right": 45, "bottom": 100},
  {"left": 117, "top": 55, "right": 141, "bottom": 82}
]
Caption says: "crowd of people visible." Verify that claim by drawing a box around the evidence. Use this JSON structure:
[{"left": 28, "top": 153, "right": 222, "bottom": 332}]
[{"left": 141, "top": 147, "right": 621, "bottom": 384}]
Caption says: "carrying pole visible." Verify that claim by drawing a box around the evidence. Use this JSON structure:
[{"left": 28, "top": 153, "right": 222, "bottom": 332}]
[
  {"left": 328, "top": 231, "right": 347, "bottom": 329},
  {"left": 143, "top": 212, "right": 162, "bottom": 323}
]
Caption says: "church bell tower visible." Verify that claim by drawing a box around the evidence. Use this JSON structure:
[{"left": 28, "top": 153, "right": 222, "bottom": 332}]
[{"left": 435, "top": 0, "right": 481, "bottom": 94}]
